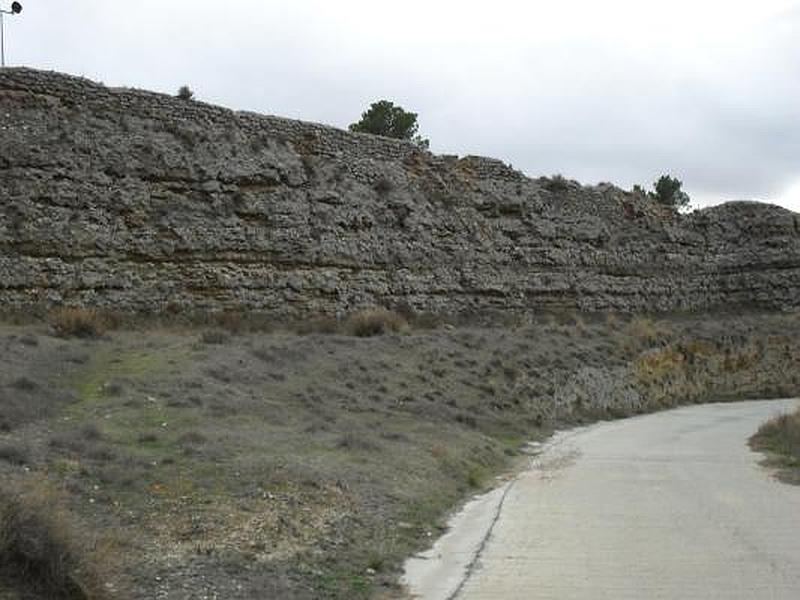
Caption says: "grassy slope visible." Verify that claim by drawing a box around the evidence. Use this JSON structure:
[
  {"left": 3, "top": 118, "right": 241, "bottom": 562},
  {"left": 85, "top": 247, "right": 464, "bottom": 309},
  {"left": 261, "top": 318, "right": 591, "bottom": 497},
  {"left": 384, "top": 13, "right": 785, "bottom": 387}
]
[{"left": 0, "top": 311, "right": 799, "bottom": 599}]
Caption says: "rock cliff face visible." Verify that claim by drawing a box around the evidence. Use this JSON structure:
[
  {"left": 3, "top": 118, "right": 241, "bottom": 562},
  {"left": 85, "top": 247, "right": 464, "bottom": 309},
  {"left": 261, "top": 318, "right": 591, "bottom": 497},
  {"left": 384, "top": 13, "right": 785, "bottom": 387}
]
[{"left": 1, "top": 68, "right": 798, "bottom": 316}]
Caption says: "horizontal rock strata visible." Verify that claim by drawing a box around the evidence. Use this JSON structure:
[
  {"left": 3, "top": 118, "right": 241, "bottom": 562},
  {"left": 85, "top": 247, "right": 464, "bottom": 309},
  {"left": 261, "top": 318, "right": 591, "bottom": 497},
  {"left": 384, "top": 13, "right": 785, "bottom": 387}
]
[{"left": 1, "top": 68, "right": 799, "bottom": 316}]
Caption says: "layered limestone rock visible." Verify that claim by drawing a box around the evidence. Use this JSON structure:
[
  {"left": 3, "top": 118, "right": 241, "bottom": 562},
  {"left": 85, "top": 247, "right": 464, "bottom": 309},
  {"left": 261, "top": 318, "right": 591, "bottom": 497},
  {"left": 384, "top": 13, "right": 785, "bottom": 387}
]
[{"left": 1, "top": 68, "right": 798, "bottom": 316}]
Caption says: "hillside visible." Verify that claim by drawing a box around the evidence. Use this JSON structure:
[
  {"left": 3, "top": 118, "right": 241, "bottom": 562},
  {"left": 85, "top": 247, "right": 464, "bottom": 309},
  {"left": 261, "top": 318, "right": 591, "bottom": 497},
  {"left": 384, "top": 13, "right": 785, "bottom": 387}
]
[
  {"left": 1, "top": 313, "right": 799, "bottom": 599},
  {"left": 1, "top": 68, "right": 799, "bottom": 317},
  {"left": 1, "top": 70, "right": 799, "bottom": 600}
]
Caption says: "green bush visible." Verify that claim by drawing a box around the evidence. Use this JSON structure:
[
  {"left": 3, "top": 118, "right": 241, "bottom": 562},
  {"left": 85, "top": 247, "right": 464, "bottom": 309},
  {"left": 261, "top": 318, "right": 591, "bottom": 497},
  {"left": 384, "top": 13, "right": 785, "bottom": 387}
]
[
  {"left": 652, "top": 175, "right": 690, "bottom": 210},
  {"left": 176, "top": 85, "right": 194, "bottom": 101},
  {"left": 349, "top": 100, "right": 429, "bottom": 148},
  {"left": 544, "top": 174, "right": 571, "bottom": 193}
]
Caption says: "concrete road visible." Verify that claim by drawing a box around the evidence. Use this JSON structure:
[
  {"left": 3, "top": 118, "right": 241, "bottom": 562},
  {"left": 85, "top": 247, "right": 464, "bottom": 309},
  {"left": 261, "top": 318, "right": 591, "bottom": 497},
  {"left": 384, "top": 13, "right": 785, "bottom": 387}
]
[{"left": 405, "top": 399, "right": 800, "bottom": 600}]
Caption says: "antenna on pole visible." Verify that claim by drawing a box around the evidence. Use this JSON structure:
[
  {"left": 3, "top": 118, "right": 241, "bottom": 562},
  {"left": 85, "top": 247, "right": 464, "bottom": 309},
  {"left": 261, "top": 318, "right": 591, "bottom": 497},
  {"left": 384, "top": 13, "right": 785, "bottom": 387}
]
[{"left": 1, "top": 2, "right": 23, "bottom": 68}]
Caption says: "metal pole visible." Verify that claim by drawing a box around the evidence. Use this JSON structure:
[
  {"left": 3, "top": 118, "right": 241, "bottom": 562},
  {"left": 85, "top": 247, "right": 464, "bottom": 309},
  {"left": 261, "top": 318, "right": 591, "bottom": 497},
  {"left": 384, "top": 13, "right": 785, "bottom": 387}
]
[
  {"left": 1, "top": 4, "right": 24, "bottom": 68},
  {"left": 1, "top": 10, "right": 5, "bottom": 68}
]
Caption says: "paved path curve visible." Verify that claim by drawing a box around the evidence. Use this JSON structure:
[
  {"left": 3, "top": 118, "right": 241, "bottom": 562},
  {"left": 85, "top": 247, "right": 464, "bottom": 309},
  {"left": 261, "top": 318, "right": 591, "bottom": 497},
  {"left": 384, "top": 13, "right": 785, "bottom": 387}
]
[{"left": 405, "top": 399, "right": 800, "bottom": 599}]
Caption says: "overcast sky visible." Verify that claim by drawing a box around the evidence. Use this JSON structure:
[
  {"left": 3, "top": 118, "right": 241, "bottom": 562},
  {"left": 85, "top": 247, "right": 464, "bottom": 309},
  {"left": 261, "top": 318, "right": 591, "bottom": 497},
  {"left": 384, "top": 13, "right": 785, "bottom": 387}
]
[{"left": 5, "top": 0, "right": 800, "bottom": 210}]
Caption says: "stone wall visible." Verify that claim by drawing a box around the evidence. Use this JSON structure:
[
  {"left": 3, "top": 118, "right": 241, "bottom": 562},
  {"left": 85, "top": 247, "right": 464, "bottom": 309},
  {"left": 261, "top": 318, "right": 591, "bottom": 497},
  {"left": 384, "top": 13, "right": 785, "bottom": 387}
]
[{"left": 1, "top": 68, "right": 799, "bottom": 316}]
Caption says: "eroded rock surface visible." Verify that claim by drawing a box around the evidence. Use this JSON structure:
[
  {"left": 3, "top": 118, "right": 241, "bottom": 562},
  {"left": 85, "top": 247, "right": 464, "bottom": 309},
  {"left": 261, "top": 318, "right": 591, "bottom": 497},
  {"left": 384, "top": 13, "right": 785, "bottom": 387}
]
[{"left": 1, "top": 68, "right": 798, "bottom": 316}]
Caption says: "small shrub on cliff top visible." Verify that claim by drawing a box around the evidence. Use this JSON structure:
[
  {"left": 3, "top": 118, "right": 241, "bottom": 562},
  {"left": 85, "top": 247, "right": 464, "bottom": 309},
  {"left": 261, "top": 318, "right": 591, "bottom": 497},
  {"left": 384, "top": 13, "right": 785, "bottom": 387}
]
[
  {"left": 177, "top": 85, "right": 194, "bottom": 101},
  {"left": 651, "top": 175, "right": 690, "bottom": 211},
  {"left": 48, "top": 308, "right": 107, "bottom": 339},
  {"left": 349, "top": 100, "right": 429, "bottom": 148},
  {"left": 345, "top": 309, "right": 408, "bottom": 337},
  {"left": 544, "top": 174, "right": 571, "bottom": 193}
]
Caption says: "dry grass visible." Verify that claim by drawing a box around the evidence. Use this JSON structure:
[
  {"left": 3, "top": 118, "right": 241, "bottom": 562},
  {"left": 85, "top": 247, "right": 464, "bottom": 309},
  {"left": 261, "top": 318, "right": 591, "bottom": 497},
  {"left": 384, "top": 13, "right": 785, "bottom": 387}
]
[
  {"left": 605, "top": 313, "right": 620, "bottom": 329},
  {"left": 344, "top": 309, "right": 408, "bottom": 337},
  {"left": 634, "top": 346, "right": 685, "bottom": 381},
  {"left": 0, "top": 311, "right": 797, "bottom": 597},
  {"left": 200, "top": 330, "right": 230, "bottom": 345},
  {"left": 0, "top": 443, "right": 31, "bottom": 466},
  {"left": 291, "top": 315, "right": 339, "bottom": 335},
  {"left": 20, "top": 307, "right": 411, "bottom": 339},
  {"left": 750, "top": 408, "right": 800, "bottom": 483},
  {"left": 0, "top": 478, "right": 121, "bottom": 599},
  {"left": 681, "top": 339, "right": 715, "bottom": 357},
  {"left": 723, "top": 350, "right": 759, "bottom": 372},
  {"left": 48, "top": 308, "right": 107, "bottom": 339},
  {"left": 625, "top": 316, "right": 671, "bottom": 345},
  {"left": 430, "top": 444, "right": 448, "bottom": 459},
  {"left": 337, "top": 432, "right": 381, "bottom": 452},
  {"left": 205, "top": 311, "right": 276, "bottom": 335},
  {"left": 618, "top": 316, "right": 674, "bottom": 355}
]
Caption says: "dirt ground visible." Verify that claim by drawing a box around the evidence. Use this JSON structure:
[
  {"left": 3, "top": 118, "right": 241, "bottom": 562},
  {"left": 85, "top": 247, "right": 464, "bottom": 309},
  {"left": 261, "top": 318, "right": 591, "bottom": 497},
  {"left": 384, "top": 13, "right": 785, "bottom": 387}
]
[{"left": 1, "top": 311, "right": 799, "bottom": 599}]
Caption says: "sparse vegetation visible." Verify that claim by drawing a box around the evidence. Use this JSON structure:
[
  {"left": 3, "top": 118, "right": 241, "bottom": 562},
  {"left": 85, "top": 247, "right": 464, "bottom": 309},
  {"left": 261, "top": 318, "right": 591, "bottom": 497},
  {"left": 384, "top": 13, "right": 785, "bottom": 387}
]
[
  {"left": 200, "top": 329, "right": 230, "bottom": 345},
  {"left": 0, "top": 311, "right": 797, "bottom": 598},
  {"left": 651, "top": 175, "right": 690, "bottom": 211},
  {"left": 344, "top": 308, "right": 408, "bottom": 337},
  {"left": 48, "top": 308, "right": 107, "bottom": 339},
  {"left": 290, "top": 315, "right": 339, "bottom": 335},
  {"left": 0, "top": 479, "right": 119, "bottom": 599},
  {"left": 624, "top": 316, "right": 673, "bottom": 348},
  {"left": 544, "top": 174, "right": 571, "bottom": 193},
  {"left": 12, "top": 376, "right": 38, "bottom": 391},
  {"left": 349, "top": 100, "right": 429, "bottom": 148},
  {"left": 0, "top": 444, "right": 30, "bottom": 466},
  {"left": 48, "top": 424, "right": 108, "bottom": 456},
  {"left": 337, "top": 431, "right": 381, "bottom": 452},
  {"left": 373, "top": 176, "right": 395, "bottom": 195},
  {"left": 176, "top": 85, "right": 194, "bottom": 101},
  {"left": 750, "top": 408, "right": 800, "bottom": 484}
]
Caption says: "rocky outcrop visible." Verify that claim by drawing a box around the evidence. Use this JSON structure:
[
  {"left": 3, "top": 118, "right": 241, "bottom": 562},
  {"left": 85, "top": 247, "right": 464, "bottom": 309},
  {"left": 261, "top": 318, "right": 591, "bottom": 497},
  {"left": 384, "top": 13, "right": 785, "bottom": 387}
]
[{"left": 1, "top": 68, "right": 799, "bottom": 316}]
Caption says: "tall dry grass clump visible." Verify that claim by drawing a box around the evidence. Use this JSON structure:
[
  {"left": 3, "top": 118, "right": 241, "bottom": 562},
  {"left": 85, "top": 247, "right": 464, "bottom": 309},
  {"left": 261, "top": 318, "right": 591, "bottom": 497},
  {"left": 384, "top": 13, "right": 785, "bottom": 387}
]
[
  {"left": 344, "top": 309, "right": 408, "bottom": 337},
  {"left": 617, "top": 316, "right": 674, "bottom": 355},
  {"left": 625, "top": 316, "right": 671, "bottom": 344},
  {"left": 48, "top": 308, "right": 107, "bottom": 338},
  {"left": 0, "top": 479, "right": 120, "bottom": 599},
  {"left": 750, "top": 408, "right": 800, "bottom": 464}
]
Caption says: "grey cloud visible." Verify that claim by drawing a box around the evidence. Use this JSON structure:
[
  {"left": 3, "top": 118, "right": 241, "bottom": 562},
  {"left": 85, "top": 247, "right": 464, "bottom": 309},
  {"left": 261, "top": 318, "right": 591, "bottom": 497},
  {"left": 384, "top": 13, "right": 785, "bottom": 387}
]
[{"left": 6, "top": 1, "right": 799, "bottom": 208}]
